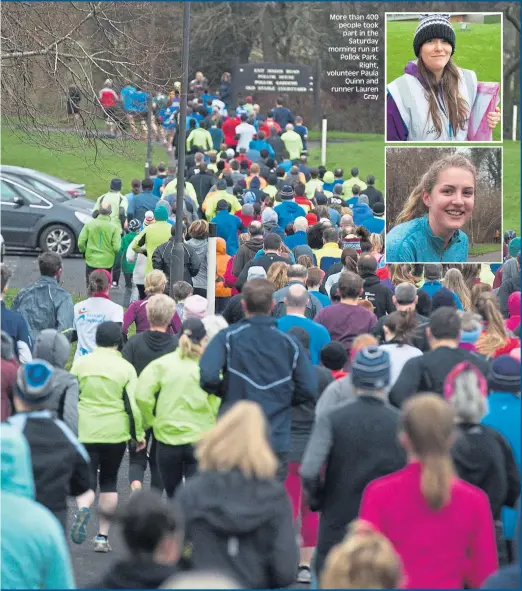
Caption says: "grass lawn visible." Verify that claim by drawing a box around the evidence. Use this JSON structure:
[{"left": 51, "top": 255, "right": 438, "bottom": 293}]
[
  {"left": 386, "top": 21, "right": 502, "bottom": 141},
  {"left": 2, "top": 127, "right": 518, "bottom": 233},
  {"left": 1, "top": 128, "right": 167, "bottom": 200},
  {"left": 469, "top": 244, "right": 502, "bottom": 256},
  {"left": 501, "top": 141, "right": 521, "bottom": 235},
  {"left": 308, "top": 135, "right": 385, "bottom": 190}
]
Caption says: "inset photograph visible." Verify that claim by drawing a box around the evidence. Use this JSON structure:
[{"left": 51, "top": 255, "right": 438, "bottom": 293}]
[
  {"left": 386, "top": 13, "right": 502, "bottom": 142},
  {"left": 385, "top": 147, "right": 502, "bottom": 263}
]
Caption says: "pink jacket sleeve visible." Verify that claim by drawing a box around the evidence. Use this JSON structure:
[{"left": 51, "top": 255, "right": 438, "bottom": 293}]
[
  {"left": 224, "top": 257, "right": 239, "bottom": 294},
  {"left": 466, "top": 490, "right": 499, "bottom": 588}
]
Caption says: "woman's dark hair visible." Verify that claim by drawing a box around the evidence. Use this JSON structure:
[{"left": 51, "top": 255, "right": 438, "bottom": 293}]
[
  {"left": 383, "top": 310, "right": 419, "bottom": 345},
  {"left": 88, "top": 270, "right": 110, "bottom": 296},
  {"left": 341, "top": 248, "right": 359, "bottom": 272},
  {"left": 285, "top": 223, "right": 295, "bottom": 236},
  {"left": 307, "top": 223, "right": 326, "bottom": 250},
  {"left": 417, "top": 57, "right": 469, "bottom": 140},
  {"left": 216, "top": 160, "right": 226, "bottom": 172},
  {"left": 102, "top": 490, "right": 183, "bottom": 555}
]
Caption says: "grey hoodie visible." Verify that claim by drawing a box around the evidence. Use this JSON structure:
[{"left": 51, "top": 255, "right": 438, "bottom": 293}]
[{"left": 33, "top": 330, "right": 78, "bottom": 435}]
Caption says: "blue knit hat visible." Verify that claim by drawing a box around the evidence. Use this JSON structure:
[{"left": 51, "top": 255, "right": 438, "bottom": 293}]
[
  {"left": 488, "top": 355, "right": 521, "bottom": 393},
  {"left": 153, "top": 205, "right": 169, "bottom": 222},
  {"left": 351, "top": 346, "right": 390, "bottom": 390},
  {"left": 15, "top": 360, "right": 55, "bottom": 405}
]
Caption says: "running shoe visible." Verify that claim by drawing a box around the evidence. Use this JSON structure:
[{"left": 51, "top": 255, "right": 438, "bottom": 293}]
[
  {"left": 93, "top": 535, "right": 112, "bottom": 553},
  {"left": 297, "top": 565, "right": 312, "bottom": 584},
  {"left": 70, "top": 507, "right": 91, "bottom": 544}
]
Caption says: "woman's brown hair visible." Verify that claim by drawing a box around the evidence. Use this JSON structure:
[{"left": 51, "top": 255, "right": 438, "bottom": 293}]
[
  {"left": 390, "top": 264, "right": 416, "bottom": 286},
  {"left": 396, "top": 154, "right": 476, "bottom": 225},
  {"left": 417, "top": 56, "right": 470, "bottom": 139},
  {"left": 471, "top": 282, "right": 492, "bottom": 309},
  {"left": 188, "top": 219, "right": 209, "bottom": 239},
  {"left": 383, "top": 310, "right": 418, "bottom": 345},
  {"left": 320, "top": 519, "right": 402, "bottom": 589},
  {"left": 267, "top": 261, "right": 289, "bottom": 291},
  {"left": 196, "top": 400, "right": 278, "bottom": 479},
  {"left": 297, "top": 255, "right": 314, "bottom": 269},
  {"left": 474, "top": 292, "right": 509, "bottom": 356},
  {"left": 88, "top": 269, "right": 110, "bottom": 296},
  {"left": 400, "top": 394, "right": 456, "bottom": 511},
  {"left": 443, "top": 268, "right": 471, "bottom": 311}
]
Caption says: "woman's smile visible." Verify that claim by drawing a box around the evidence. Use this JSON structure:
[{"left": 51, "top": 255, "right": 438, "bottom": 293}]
[{"left": 423, "top": 167, "right": 475, "bottom": 238}]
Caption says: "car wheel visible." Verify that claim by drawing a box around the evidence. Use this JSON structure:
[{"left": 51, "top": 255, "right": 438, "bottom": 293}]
[{"left": 39, "top": 224, "right": 76, "bottom": 257}]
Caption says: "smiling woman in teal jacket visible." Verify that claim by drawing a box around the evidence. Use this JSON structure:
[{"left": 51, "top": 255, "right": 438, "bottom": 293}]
[{"left": 386, "top": 154, "right": 476, "bottom": 263}]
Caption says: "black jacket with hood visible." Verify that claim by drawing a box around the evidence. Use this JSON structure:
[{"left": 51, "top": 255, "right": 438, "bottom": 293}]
[
  {"left": 33, "top": 329, "right": 78, "bottom": 435},
  {"left": 96, "top": 557, "right": 179, "bottom": 589},
  {"left": 152, "top": 239, "right": 201, "bottom": 287},
  {"left": 452, "top": 423, "right": 520, "bottom": 521},
  {"left": 176, "top": 469, "right": 298, "bottom": 589},
  {"left": 232, "top": 236, "right": 264, "bottom": 276},
  {"left": 122, "top": 330, "right": 179, "bottom": 376},
  {"left": 360, "top": 272, "right": 395, "bottom": 319}
]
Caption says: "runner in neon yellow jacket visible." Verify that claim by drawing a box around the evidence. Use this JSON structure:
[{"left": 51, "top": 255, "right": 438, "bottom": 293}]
[
  {"left": 136, "top": 318, "right": 220, "bottom": 497},
  {"left": 71, "top": 344, "right": 144, "bottom": 444}
]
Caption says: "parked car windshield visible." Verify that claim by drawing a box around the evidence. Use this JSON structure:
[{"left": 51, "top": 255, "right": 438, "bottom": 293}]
[{"left": 19, "top": 176, "right": 70, "bottom": 202}]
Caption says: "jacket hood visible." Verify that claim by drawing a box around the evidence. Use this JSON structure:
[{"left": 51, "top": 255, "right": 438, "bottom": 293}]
[
  {"left": 362, "top": 273, "right": 380, "bottom": 286},
  {"left": 216, "top": 237, "right": 227, "bottom": 255},
  {"left": 404, "top": 59, "right": 425, "bottom": 85},
  {"left": 33, "top": 329, "right": 71, "bottom": 368},
  {"left": 100, "top": 559, "right": 178, "bottom": 589},
  {"left": 279, "top": 201, "right": 302, "bottom": 213},
  {"left": 452, "top": 424, "right": 501, "bottom": 495},
  {"left": 181, "top": 470, "right": 285, "bottom": 534},
  {"left": 508, "top": 292, "right": 521, "bottom": 318},
  {"left": 1, "top": 424, "right": 35, "bottom": 499},
  {"left": 245, "top": 237, "right": 264, "bottom": 253},
  {"left": 142, "top": 330, "right": 179, "bottom": 353},
  {"left": 352, "top": 203, "right": 373, "bottom": 218}
]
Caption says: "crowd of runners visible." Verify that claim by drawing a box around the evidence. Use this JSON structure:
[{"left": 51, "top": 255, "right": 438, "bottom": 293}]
[{"left": 3, "top": 87, "right": 522, "bottom": 589}]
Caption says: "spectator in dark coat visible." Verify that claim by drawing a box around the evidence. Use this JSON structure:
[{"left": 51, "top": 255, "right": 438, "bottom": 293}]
[
  {"left": 232, "top": 221, "right": 265, "bottom": 277},
  {"left": 300, "top": 346, "right": 406, "bottom": 578},
  {"left": 389, "top": 307, "right": 490, "bottom": 408},
  {"left": 444, "top": 362, "right": 520, "bottom": 566},
  {"left": 152, "top": 224, "right": 201, "bottom": 288},
  {"left": 363, "top": 175, "right": 384, "bottom": 208},
  {"left": 499, "top": 254, "right": 521, "bottom": 318},
  {"left": 199, "top": 278, "right": 317, "bottom": 482},
  {"left": 176, "top": 401, "right": 299, "bottom": 589},
  {"left": 358, "top": 255, "right": 394, "bottom": 319},
  {"left": 187, "top": 164, "right": 217, "bottom": 206}
]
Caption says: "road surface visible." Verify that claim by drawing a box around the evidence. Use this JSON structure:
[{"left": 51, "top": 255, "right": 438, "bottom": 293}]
[
  {"left": 5, "top": 252, "right": 127, "bottom": 307},
  {"left": 5, "top": 251, "right": 307, "bottom": 589}
]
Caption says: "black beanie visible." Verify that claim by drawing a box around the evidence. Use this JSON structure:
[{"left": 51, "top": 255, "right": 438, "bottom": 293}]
[{"left": 413, "top": 14, "right": 455, "bottom": 57}]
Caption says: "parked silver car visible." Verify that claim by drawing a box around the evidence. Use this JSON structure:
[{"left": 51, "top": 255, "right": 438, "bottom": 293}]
[
  {"left": 1, "top": 172, "right": 92, "bottom": 257},
  {"left": 0, "top": 165, "right": 89, "bottom": 202}
]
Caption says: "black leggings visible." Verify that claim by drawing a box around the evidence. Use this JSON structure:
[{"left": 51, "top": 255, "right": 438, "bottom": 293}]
[
  {"left": 137, "top": 284, "right": 146, "bottom": 300},
  {"left": 128, "top": 429, "right": 163, "bottom": 491},
  {"left": 84, "top": 442, "right": 126, "bottom": 493},
  {"left": 156, "top": 441, "right": 197, "bottom": 498}
]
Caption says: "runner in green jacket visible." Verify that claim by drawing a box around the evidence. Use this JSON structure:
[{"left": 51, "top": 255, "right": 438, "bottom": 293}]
[
  {"left": 70, "top": 321, "right": 145, "bottom": 553},
  {"left": 78, "top": 204, "right": 121, "bottom": 282},
  {"left": 136, "top": 318, "right": 220, "bottom": 498}
]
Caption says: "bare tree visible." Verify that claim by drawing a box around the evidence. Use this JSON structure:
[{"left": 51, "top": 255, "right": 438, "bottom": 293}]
[{"left": 1, "top": 2, "right": 182, "bottom": 153}]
